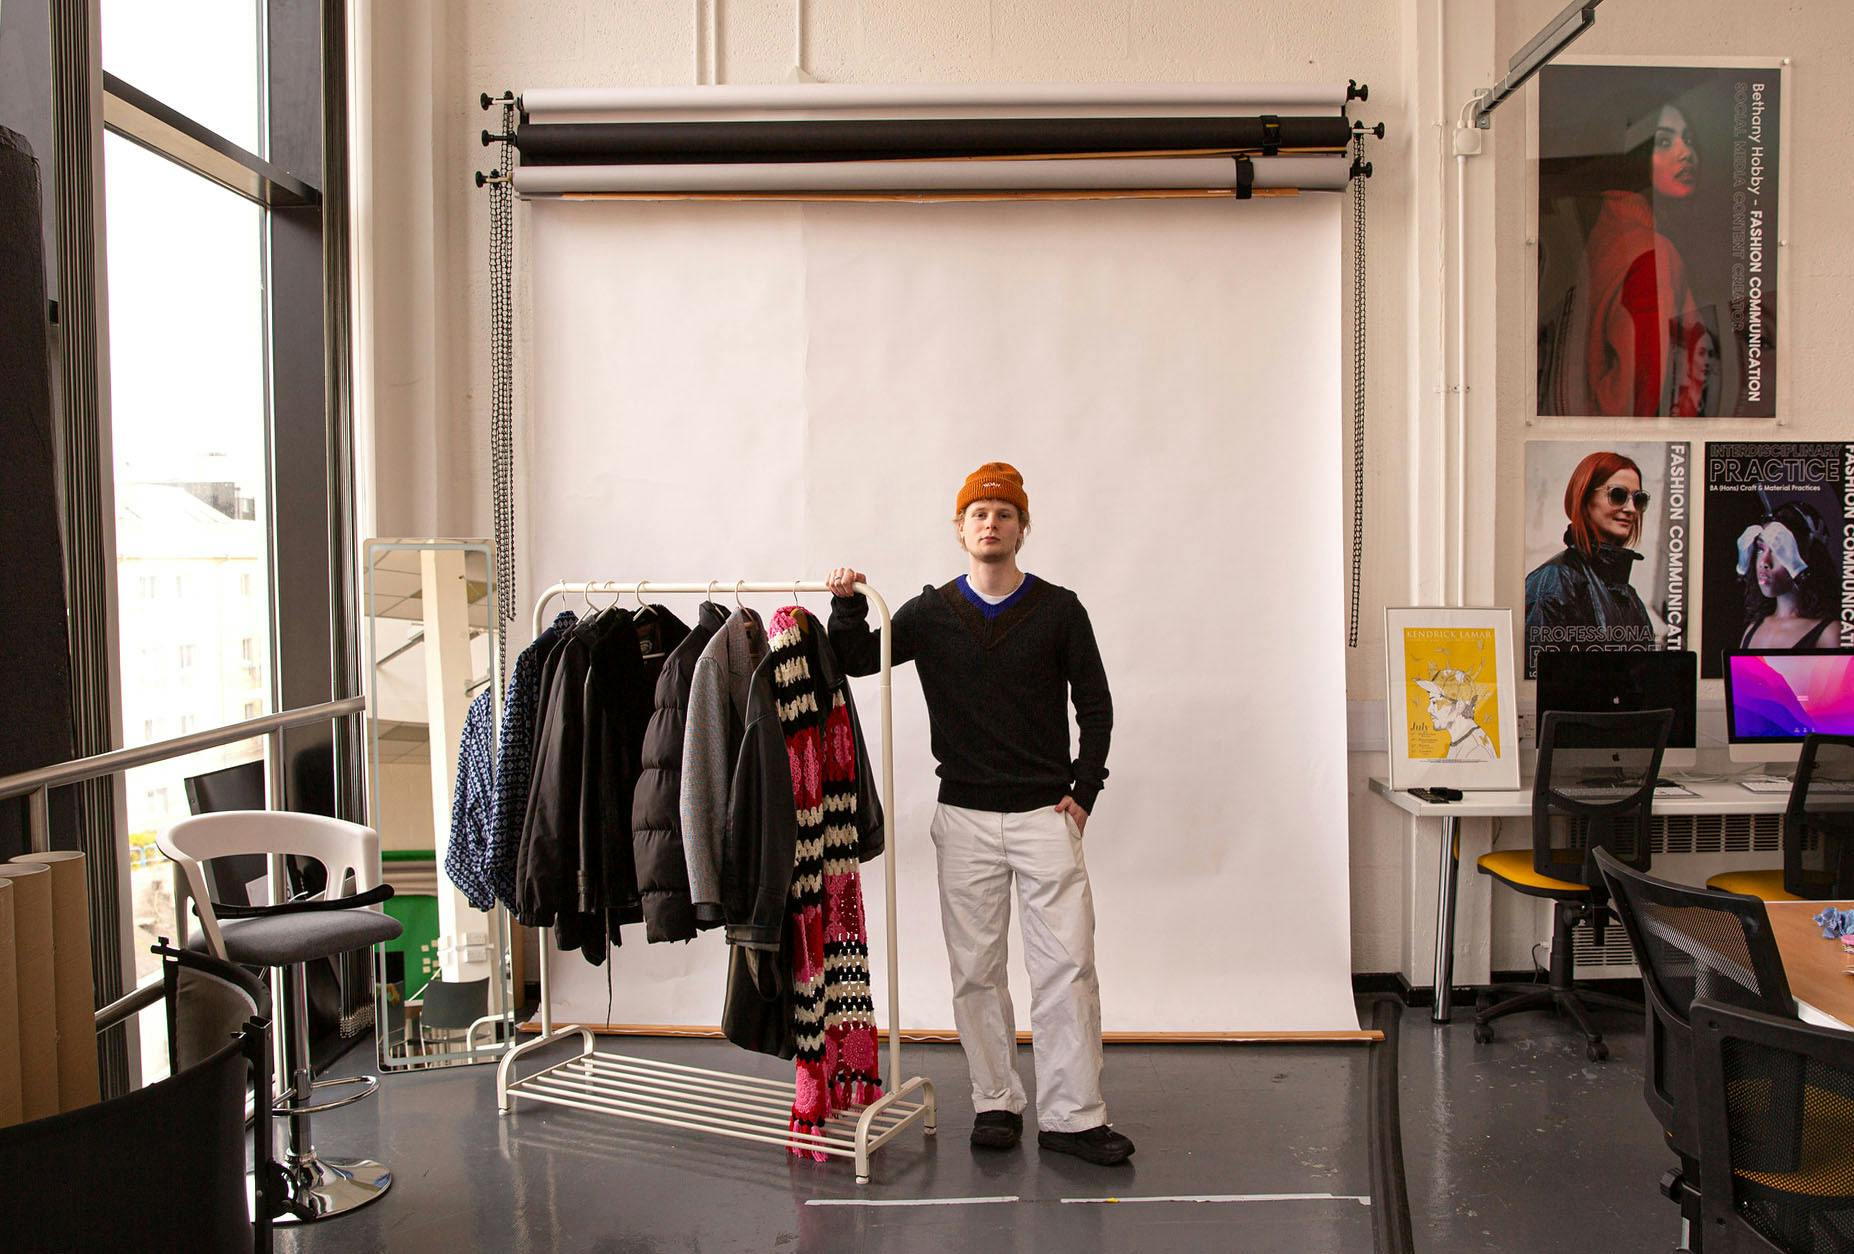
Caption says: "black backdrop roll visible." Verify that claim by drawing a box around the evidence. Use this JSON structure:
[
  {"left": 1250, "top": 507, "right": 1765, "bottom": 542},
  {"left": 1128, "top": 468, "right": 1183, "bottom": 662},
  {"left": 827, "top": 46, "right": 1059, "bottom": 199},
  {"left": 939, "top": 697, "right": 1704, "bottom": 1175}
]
[{"left": 512, "top": 114, "right": 1355, "bottom": 166}]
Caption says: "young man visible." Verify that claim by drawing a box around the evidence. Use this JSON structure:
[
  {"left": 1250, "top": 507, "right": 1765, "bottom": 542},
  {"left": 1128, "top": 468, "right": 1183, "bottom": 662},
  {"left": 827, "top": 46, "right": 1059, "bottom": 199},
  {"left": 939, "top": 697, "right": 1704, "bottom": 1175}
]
[{"left": 825, "top": 461, "right": 1131, "bottom": 1166}]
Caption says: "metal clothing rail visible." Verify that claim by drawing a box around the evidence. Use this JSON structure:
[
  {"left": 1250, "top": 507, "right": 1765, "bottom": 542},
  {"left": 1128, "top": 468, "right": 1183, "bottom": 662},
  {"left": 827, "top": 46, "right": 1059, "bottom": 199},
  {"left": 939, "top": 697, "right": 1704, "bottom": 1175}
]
[{"left": 497, "top": 580, "right": 936, "bottom": 1183}]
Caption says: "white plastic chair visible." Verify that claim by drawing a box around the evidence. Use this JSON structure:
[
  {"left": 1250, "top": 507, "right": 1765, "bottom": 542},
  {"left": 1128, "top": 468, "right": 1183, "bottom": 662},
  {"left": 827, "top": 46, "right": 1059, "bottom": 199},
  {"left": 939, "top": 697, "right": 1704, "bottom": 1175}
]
[{"left": 158, "top": 810, "right": 398, "bottom": 1223}]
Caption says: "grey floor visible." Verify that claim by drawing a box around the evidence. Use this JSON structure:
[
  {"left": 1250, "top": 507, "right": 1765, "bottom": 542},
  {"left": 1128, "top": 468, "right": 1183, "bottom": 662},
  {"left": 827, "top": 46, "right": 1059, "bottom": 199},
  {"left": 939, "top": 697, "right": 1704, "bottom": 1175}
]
[{"left": 278, "top": 997, "right": 1678, "bottom": 1253}]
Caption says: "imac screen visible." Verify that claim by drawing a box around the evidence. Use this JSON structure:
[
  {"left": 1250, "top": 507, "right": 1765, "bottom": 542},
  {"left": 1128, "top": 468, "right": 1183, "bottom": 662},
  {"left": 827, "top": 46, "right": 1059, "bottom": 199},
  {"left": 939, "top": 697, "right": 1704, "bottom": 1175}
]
[{"left": 1726, "top": 651, "right": 1854, "bottom": 741}]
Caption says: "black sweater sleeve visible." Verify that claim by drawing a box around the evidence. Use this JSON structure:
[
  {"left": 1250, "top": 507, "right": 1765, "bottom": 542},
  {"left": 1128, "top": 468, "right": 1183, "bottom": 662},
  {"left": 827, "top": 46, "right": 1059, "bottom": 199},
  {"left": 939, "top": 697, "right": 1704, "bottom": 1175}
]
[
  {"left": 827, "top": 589, "right": 921, "bottom": 677},
  {"left": 1063, "top": 597, "right": 1112, "bottom": 813}
]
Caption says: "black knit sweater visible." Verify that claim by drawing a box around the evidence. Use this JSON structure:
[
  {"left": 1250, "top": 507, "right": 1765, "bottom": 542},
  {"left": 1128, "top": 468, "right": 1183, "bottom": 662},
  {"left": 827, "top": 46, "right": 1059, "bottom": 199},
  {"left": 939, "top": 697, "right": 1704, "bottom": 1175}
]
[{"left": 828, "top": 578, "right": 1112, "bottom": 813}]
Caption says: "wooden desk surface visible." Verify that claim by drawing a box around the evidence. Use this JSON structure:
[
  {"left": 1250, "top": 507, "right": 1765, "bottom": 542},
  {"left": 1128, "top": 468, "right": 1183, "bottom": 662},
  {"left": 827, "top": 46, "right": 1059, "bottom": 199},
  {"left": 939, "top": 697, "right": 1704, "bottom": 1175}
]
[{"left": 1767, "top": 900, "right": 1854, "bottom": 1029}]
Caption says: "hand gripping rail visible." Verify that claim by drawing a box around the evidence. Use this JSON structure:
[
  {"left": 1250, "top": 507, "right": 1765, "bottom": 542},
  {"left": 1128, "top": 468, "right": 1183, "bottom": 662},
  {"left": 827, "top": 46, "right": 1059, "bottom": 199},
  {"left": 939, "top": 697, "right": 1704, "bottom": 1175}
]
[{"left": 497, "top": 580, "right": 935, "bottom": 1183}]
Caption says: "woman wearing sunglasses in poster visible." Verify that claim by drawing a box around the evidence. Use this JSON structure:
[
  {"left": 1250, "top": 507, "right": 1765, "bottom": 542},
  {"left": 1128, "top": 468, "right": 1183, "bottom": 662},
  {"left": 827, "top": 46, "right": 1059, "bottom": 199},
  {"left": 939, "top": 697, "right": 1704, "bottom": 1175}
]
[{"left": 1525, "top": 451, "right": 1658, "bottom": 672}]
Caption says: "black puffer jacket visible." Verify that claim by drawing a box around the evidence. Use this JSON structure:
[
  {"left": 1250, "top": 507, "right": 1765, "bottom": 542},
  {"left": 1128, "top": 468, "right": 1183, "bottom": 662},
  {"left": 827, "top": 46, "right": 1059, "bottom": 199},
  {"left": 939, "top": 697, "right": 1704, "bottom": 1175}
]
[{"left": 630, "top": 600, "right": 727, "bottom": 943}]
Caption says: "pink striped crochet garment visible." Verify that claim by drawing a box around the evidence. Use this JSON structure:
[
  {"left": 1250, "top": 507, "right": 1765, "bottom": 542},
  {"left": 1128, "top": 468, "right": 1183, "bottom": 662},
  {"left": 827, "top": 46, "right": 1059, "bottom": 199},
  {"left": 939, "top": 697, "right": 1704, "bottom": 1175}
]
[{"left": 767, "top": 607, "right": 882, "bottom": 1158}]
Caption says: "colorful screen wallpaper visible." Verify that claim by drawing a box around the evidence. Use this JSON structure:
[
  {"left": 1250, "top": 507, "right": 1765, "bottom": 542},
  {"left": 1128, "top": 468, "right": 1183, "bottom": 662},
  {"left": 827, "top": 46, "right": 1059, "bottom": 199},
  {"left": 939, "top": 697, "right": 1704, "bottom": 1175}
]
[{"left": 1727, "top": 653, "right": 1854, "bottom": 739}]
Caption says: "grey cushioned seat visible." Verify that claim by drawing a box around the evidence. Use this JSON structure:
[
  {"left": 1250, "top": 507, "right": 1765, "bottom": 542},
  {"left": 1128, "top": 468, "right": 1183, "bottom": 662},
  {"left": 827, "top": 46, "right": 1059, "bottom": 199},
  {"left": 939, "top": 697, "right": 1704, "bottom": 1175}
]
[{"left": 190, "top": 909, "right": 402, "bottom": 967}]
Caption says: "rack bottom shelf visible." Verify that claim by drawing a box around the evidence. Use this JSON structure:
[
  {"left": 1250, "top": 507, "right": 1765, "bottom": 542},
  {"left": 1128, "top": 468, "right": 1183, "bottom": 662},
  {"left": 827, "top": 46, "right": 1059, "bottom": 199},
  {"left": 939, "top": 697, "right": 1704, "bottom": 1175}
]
[{"left": 500, "top": 1030, "right": 937, "bottom": 1183}]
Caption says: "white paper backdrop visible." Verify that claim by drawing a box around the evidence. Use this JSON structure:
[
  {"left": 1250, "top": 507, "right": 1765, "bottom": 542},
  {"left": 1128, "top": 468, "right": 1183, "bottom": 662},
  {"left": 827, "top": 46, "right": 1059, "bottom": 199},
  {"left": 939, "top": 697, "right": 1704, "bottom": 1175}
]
[{"left": 524, "top": 194, "right": 1355, "bottom": 1032}]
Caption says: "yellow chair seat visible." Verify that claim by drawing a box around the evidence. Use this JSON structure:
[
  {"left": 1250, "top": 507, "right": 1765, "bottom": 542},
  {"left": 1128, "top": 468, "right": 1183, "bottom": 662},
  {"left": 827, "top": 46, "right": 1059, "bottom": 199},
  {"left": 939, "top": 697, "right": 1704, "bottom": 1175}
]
[
  {"left": 1706, "top": 869, "right": 1804, "bottom": 903},
  {"left": 1476, "top": 849, "right": 1588, "bottom": 895}
]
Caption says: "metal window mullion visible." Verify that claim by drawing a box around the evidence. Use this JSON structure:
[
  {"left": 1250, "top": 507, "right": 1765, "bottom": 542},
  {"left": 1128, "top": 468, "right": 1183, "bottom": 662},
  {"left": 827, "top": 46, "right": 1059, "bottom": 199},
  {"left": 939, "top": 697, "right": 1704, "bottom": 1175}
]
[
  {"left": 48, "top": 0, "right": 130, "bottom": 1098},
  {"left": 321, "top": 0, "right": 362, "bottom": 824}
]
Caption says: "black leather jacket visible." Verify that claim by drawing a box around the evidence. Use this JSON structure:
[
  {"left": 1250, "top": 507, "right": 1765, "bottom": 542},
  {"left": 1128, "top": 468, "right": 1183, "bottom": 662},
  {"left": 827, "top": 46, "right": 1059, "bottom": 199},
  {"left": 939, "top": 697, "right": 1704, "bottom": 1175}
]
[{"left": 1524, "top": 531, "right": 1654, "bottom": 673}]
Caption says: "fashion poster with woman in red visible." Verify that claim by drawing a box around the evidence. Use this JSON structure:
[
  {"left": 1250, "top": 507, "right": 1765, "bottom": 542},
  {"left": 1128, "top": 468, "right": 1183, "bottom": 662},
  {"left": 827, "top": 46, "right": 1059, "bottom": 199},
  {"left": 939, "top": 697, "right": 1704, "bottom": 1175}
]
[
  {"left": 1535, "top": 62, "right": 1781, "bottom": 419},
  {"left": 1701, "top": 443, "right": 1852, "bottom": 678},
  {"left": 1523, "top": 442, "right": 1690, "bottom": 679}
]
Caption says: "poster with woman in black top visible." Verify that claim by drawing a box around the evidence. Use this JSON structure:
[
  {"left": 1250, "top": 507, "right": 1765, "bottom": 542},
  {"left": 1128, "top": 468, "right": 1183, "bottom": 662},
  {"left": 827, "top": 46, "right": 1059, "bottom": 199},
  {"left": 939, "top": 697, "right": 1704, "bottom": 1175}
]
[{"left": 1701, "top": 442, "right": 1852, "bottom": 676}]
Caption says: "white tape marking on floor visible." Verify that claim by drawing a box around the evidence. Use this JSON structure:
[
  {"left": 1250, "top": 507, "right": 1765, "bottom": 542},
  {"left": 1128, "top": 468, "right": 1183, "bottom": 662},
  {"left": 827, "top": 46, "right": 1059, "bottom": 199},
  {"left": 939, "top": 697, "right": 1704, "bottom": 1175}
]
[
  {"left": 1061, "top": 1193, "right": 1373, "bottom": 1206},
  {"left": 805, "top": 1196, "right": 1021, "bottom": 1208}
]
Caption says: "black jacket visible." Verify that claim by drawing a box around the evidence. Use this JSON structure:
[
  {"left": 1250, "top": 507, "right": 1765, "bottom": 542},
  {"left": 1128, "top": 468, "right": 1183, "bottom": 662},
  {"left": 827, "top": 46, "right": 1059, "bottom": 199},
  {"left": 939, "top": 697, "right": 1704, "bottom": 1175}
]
[
  {"left": 516, "top": 612, "right": 611, "bottom": 949},
  {"left": 629, "top": 601, "right": 727, "bottom": 943},
  {"left": 722, "top": 614, "right": 884, "bottom": 950},
  {"left": 516, "top": 606, "right": 687, "bottom": 962},
  {"left": 1523, "top": 532, "right": 1655, "bottom": 673}
]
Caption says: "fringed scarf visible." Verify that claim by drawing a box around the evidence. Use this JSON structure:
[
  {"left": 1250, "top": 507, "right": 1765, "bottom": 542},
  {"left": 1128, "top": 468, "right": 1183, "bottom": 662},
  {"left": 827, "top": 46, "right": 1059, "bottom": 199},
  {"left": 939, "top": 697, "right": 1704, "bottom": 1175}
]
[{"left": 768, "top": 606, "right": 882, "bottom": 1157}]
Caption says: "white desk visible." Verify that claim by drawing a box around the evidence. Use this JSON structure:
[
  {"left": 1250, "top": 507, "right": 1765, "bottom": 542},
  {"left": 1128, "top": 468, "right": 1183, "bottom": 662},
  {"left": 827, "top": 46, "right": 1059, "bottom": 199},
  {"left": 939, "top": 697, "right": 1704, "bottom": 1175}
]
[{"left": 1367, "top": 776, "right": 1791, "bottom": 1024}]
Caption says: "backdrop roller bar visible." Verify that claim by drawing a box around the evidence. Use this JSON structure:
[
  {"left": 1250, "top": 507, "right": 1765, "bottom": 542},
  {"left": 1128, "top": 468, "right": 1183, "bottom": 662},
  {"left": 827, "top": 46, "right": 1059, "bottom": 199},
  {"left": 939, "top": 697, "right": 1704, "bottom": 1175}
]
[
  {"left": 519, "top": 82, "right": 1354, "bottom": 121},
  {"left": 510, "top": 154, "right": 1351, "bottom": 198},
  {"left": 511, "top": 115, "right": 1357, "bottom": 167}
]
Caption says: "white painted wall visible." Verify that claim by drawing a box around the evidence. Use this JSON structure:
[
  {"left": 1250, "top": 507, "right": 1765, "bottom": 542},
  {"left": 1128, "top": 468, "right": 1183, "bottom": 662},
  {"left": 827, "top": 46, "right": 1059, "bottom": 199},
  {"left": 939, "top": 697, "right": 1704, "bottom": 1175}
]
[{"left": 352, "top": 0, "right": 1854, "bottom": 988}]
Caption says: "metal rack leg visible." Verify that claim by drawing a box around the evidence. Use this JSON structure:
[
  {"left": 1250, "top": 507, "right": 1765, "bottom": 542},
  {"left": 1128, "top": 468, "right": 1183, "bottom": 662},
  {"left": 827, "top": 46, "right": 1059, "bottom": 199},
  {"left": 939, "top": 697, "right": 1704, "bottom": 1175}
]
[
  {"left": 853, "top": 1076, "right": 937, "bottom": 1184},
  {"left": 1432, "top": 815, "right": 1460, "bottom": 1025}
]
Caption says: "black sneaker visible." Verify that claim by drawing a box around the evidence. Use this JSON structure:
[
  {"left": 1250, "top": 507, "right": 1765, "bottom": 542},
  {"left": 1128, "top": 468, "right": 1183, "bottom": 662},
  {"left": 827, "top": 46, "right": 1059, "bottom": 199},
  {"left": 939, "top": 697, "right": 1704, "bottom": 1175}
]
[
  {"left": 1038, "top": 1125, "right": 1135, "bottom": 1165},
  {"left": 970, "top": 1110, "right": 1023, "bottom": 1150}
]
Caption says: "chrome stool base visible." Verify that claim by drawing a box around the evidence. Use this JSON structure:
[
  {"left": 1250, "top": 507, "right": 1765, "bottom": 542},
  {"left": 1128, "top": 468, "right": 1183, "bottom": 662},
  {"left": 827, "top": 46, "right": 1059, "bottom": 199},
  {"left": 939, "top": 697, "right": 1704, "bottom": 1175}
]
[{"left": 269, "top": 1154, "right": 393, "bottom": 1224}]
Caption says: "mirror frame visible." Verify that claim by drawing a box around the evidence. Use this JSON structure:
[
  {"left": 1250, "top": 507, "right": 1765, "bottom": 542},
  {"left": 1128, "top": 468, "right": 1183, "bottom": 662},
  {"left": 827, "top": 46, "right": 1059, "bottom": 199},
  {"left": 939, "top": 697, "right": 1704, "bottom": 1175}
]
[{"left": 362, "top": 538, "right": 516, "bottom": 1071}]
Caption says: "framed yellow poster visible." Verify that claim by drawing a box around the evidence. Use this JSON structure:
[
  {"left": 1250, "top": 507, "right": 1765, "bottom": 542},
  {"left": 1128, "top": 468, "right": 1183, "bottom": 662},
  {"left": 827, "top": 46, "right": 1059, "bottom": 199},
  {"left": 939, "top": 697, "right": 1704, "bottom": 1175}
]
[{"left": 1384, "top": 607, "right": 1520, "bottom": 791}]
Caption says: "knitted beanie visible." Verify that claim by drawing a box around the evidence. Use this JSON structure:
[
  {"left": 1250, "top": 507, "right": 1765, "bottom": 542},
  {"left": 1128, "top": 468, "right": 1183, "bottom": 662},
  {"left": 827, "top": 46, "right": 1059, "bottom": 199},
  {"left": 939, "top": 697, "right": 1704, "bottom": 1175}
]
[{"left": 955, "top": 462, "right": 1029, "bottom": 517}]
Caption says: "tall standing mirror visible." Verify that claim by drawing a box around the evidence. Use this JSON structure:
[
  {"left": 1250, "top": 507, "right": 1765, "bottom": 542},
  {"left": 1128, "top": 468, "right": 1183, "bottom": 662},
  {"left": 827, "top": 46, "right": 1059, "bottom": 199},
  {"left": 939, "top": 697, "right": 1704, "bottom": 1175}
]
[{"left": 363, "top": 540, "right": 517, "bottom": 1069}]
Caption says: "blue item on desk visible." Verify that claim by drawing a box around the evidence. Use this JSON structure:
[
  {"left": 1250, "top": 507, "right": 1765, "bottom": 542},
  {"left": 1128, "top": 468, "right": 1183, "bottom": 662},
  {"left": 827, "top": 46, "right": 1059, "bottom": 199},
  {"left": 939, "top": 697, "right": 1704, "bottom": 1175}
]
[{"left": 1813, "top": 906, "right": 1854, "bottom": 939}]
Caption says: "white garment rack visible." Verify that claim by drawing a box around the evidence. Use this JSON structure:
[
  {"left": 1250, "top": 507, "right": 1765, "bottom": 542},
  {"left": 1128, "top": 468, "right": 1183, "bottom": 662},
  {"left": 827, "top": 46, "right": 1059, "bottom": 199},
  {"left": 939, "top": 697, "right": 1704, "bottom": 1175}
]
[{"left": 497, "top": 580, "right": 937, "bottom": 1183}]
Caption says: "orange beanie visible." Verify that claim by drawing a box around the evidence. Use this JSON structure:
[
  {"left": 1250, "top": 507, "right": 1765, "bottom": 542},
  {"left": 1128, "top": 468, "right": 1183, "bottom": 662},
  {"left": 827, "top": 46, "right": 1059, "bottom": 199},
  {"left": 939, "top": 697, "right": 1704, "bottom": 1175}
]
[{"left": 955, "top": 462, "right": 1029, "bottom": 517}]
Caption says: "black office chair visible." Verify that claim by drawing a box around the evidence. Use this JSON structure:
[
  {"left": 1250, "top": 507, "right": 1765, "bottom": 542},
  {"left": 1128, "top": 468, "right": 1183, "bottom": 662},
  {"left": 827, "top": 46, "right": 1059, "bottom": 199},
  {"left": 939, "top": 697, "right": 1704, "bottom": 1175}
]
[
  {"left": 1473, "top": 708, "right": 1673, "bottom": 1060},
  {"left": 1692, "top": 998, "right": 1854, "bottom": 1252},
  {"left": 410, "top": 975, "right": 493, "bottom": 1055},
  {"left": 0, "top": 945, "right": 273, "bottom": 1252},
  {"left": 1595, "top": 847, "right": 1797, "bottom": 1244},
  {"left": 1709, "top": 735, "right": 1854, "bottom": 903}
]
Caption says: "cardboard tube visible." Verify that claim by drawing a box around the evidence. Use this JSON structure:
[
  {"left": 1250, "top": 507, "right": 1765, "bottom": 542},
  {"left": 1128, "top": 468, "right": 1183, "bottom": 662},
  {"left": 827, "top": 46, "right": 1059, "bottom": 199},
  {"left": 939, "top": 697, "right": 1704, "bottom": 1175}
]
[
  {"left": 0, "top": 864, "right": 55, "bottom": 1121},
  {"left": 0, "top": 878, "right": 20, "bottom": 1129},
  {"left": 13, "top": 852, "right": 100, "bottom": 1111}
]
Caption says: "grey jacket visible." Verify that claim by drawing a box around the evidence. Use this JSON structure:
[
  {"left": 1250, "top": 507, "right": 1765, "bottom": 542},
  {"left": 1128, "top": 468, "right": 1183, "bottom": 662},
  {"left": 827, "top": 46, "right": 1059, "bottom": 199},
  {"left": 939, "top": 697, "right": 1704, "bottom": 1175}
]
[{"left": 680, "top": 607, "right": 768, "bottom": 926}]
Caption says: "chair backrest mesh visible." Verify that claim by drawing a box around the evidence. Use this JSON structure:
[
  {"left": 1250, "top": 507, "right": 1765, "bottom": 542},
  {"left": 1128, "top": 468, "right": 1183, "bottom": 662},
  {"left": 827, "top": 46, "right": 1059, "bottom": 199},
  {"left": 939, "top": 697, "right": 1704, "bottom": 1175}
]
[
  {"left": 1697, "top": 1001, "right": 1854, "bottom": 1253},
  {"left": 1533, "top": 709, "right": 1672, "bottom": 884},
  {"left": 1787, "top": 735, "right": 1854, "bottom": 900},
  {"left": 1597, "top": 848, "right": 1794, "bottom": 1162}
]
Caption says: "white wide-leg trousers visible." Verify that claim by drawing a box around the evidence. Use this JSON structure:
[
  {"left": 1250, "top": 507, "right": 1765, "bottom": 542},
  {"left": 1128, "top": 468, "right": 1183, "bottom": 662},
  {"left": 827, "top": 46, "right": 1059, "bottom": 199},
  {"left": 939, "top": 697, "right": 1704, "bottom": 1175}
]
[{"left": 929, "top": 802, "right": 1106, "bottom": 1133}]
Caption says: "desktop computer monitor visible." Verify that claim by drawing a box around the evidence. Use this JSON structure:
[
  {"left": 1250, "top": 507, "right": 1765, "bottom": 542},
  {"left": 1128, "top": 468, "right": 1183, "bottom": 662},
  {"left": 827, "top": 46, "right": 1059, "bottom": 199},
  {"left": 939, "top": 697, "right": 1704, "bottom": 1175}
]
[
  {"left": 1535, "top": 649, "right": 1697, "bottom": 771},
  {"left": 1723, "top": 648, "right": 1854, "bottom": 764}
]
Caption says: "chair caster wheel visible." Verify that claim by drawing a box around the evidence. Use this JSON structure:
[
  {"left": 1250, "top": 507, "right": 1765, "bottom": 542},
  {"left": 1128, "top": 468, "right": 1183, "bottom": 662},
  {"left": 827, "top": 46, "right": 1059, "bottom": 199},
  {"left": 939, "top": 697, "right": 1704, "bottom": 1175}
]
[
  {"left": 1587, "top": 1041, "right": 1609, "bottom": 1062},
  {"left": 1472, "top": 1024, "right": 1494, "bottom": 1044}
]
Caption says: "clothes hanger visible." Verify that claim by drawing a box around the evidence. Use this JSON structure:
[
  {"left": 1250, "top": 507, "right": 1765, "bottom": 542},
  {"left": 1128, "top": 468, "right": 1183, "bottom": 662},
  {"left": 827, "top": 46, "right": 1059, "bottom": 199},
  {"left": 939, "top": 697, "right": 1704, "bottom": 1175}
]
[{"left": 631, "top": 580, "right": 656, "bottom": 620}]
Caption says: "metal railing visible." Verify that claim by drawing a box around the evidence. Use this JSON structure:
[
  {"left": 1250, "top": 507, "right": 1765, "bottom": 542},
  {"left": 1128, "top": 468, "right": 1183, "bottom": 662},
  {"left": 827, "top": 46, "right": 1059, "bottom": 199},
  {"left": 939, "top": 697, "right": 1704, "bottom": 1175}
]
[{"left": 0, "top": 695, "right": 367, "bottom": 1029}]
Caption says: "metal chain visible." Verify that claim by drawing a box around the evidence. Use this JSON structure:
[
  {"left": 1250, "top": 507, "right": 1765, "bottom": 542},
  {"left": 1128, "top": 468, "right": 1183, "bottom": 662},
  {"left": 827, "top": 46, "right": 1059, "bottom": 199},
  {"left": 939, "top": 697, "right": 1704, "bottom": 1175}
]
[
  {"left": 489, "top": 100, "right": 517, "bottom": 676},
  {"left": 1348, "top": 127, "right": 1368, "bottom": 649}
]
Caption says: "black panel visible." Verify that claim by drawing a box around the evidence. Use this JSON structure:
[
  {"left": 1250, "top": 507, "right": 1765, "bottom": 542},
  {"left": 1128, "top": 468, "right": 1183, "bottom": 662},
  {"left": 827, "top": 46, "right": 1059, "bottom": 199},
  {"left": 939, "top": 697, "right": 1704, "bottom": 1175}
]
[{"left": 0, "top": 127, "right": 78, "bottom": 860}]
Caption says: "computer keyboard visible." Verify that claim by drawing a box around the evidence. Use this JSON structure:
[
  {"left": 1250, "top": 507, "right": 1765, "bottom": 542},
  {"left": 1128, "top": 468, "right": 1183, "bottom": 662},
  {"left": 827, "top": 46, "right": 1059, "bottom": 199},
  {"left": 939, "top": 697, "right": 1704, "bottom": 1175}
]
[
  {"left": 1737, "top": 775, "right": 1854, "bottom": 795},
  {"left": 1560, "top": 785, "right": 1644, "bottom": 801}
]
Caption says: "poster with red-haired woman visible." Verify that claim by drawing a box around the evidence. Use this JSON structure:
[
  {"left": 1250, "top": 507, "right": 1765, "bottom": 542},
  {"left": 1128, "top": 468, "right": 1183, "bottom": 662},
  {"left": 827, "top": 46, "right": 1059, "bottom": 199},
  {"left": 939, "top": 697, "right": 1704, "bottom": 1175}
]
[
  {"left": 1523, "top": 442, "right": 1691, "bottom": 678},
  {"left": 1535, "top": 61, "right": 1783, "bottom": 418}
]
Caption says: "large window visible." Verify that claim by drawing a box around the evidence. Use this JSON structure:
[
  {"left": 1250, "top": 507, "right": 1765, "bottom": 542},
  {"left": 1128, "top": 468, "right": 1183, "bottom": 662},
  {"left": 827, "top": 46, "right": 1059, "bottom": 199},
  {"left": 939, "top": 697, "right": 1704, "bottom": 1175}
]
[{"left": 100, "top": 0, "right": 273, "bottom": 1083}]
